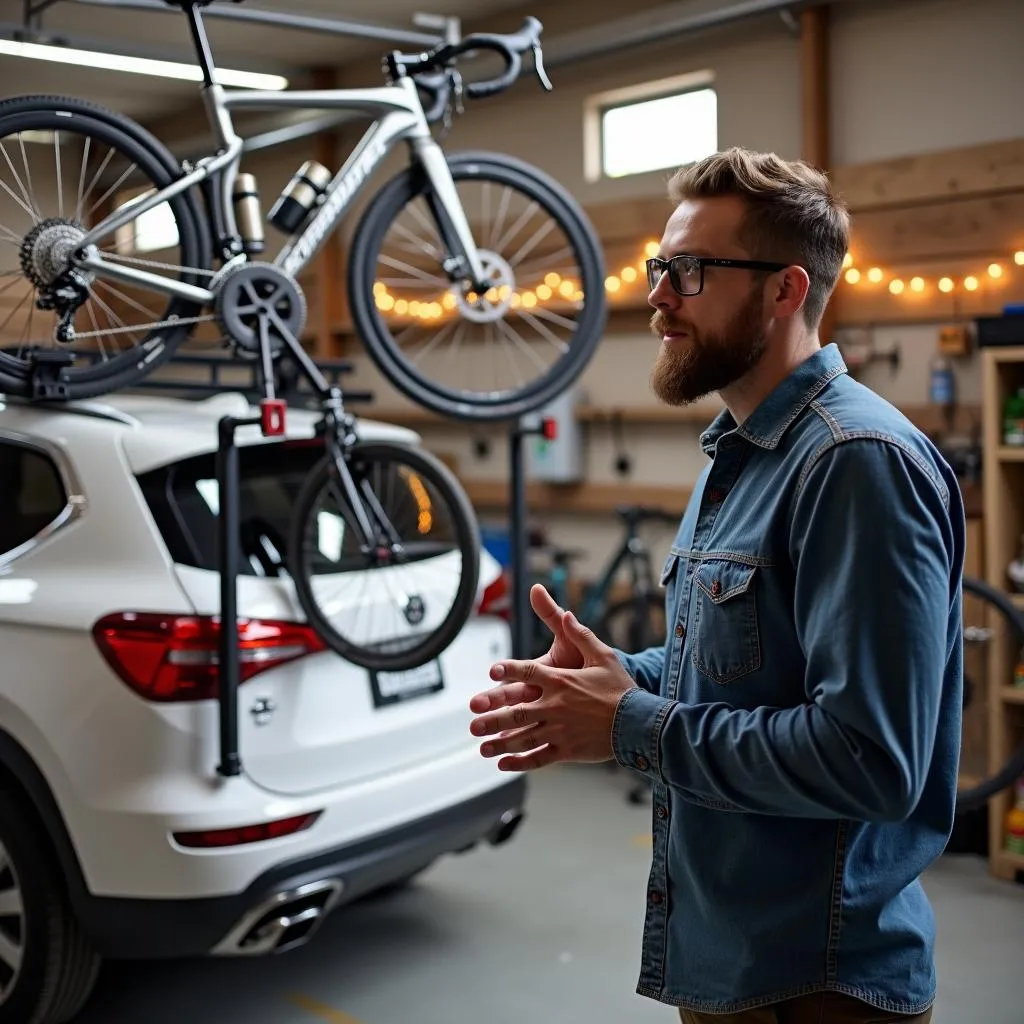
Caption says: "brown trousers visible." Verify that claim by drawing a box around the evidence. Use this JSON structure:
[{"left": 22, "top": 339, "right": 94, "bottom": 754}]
[{"left": 679, "top": 991, "right": 933, "bottom": 1024}]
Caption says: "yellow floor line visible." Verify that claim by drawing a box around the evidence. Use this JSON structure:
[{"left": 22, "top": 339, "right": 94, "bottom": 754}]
[{"left": 289, "top": 992, "right": 367, "bottom": 1024}]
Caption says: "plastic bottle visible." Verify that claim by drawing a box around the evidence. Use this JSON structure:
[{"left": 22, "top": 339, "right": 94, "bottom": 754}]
[
  {"left": 1003, "top": 388, "right": 1024, "bottom": 445},
  {"left": 1005, "top": 780, "right": 1024, "bottom": 855}
]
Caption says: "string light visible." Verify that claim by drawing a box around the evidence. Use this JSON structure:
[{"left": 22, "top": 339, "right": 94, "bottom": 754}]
[{"left": 367, "top": 238, "right": 1024, "bottom": 320}]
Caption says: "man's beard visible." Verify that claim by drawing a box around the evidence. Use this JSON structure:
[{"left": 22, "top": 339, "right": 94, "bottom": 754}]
[{"left": 649, "top": 288, "right": 768, "bottom": 406}]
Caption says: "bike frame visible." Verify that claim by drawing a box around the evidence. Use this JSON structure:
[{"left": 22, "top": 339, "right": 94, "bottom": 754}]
[
  {"left": 577, "top": 530, "right": 656, "bottom": 624},
  {"left": 74, "top": 79, "right": 488, "bottom": 306}
]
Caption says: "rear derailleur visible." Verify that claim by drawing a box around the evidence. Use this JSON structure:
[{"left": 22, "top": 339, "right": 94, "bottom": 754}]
[{"left": 36, "top": 269, "right": 91, "bottom": 344}]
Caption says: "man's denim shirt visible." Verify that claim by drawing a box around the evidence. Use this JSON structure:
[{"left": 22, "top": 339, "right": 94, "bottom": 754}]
[{"left": 611, "top": 344, "right": 965, "bottom": 1016}]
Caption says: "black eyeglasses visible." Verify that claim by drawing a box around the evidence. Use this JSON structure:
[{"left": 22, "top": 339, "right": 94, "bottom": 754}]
[{"left": 646, "top": 254, "right": 790, "bottom": 296}]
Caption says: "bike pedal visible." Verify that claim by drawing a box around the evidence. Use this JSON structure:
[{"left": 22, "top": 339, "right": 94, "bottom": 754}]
[{"left": 260, "top": 399, "right": 287, "bottom": 437}]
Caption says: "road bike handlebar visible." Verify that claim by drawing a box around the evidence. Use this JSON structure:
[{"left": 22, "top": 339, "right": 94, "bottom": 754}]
[{"left": 393, "top": 16, "right": 553, "bottom": 102}]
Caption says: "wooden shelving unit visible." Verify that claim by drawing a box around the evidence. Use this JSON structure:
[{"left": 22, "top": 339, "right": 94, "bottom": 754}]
[{"left": 981, "top": 345, "right": 1024, "bottom": 881}]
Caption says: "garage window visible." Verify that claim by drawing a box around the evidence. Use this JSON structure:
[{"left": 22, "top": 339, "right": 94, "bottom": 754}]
[
  {"left": 113, "top": 188, "right": 180, "bottom": 255},
  {"left": 0, "top": 441, "right": 70, "bottom": 558},
  {"left": 584, "top": 72, "right": 718, "bottom": 181}
]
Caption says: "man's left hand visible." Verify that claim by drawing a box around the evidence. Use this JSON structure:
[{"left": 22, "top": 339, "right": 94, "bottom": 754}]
[{"left": 468, "top": 610, "right": 637, "bottom": 772}]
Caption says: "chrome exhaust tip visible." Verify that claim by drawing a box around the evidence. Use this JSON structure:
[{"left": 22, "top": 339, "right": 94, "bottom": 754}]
[
  {"left": 214, "top": 879, "right": 344, "bottom": 956},
  {"left": 489, "top": 809, "right": 524, "bottom": 846}
]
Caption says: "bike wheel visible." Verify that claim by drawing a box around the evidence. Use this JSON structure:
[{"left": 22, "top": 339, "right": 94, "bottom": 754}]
[
  {"left": 956, "top": 575, "right": 1024, "bottom": 811},
  {"left": 596, "top": 594, "right": 667, "bottom": 654},
  {"left": 349, "top": 150, "right": 606, "bottom": 422},
  {"left": 288, "top": 441, "right": 481, "bottom": 672},
  {"left": 0, "top": 95, "right": 211, "bottom": 400}
]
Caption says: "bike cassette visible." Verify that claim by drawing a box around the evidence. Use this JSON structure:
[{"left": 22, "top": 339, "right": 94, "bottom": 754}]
[{"left": 215, "top": 262, "right": 307, "bottom": 356}]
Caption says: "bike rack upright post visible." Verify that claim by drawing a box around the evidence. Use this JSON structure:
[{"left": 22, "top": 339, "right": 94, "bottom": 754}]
[{"left": 508, "top": 415, "right": 557, "bottom": 660}]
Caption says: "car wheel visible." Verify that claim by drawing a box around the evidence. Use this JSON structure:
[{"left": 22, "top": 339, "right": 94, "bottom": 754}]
[{"left": 0, "top": 790, "right": 101, "bottom": 1024}]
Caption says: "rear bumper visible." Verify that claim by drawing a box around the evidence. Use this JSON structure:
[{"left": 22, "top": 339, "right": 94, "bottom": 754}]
[{"left": 77, "top": 775, "right": 527, "bottom": 959}]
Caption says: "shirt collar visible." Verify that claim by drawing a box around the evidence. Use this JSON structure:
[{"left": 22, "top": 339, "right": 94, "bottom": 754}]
[{"left": 699, "top": 342, "right": 848, "bottom": 455}]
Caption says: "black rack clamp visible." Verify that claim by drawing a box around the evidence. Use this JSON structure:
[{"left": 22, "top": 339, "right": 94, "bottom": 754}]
[{"left": 508, "top": 414, "right": 557, "bottom": 660}]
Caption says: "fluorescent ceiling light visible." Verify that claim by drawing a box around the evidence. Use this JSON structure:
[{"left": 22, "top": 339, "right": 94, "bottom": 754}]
[{"left": 0, "top": 38, "right": 288, "bottom": 91}]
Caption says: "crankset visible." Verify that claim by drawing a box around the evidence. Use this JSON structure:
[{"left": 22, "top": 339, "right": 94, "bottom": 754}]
[{"left": 215, "top": 261, "right": 307, "bottom": 360}]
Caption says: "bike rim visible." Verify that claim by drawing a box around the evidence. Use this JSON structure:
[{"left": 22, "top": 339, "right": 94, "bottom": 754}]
[
  {"left": 295, "top": 450, "right": 470, "bottom": 659},
  {"left": 0, "top": 838, "right": 25, "bottom": 1007},
  {"left": 0, "top": 113, "right": 212, "bottom": 385},
  {"left": 367, "top": 168, "right": 597, "bottom": 406}
]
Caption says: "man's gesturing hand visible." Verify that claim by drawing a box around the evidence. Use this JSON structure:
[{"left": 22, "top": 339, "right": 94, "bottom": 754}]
[{"left": 468, "top": 607, "right": 636, "bottom": 772}]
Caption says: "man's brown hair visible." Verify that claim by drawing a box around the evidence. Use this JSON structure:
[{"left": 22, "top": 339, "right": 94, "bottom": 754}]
[{"left": 667, "top": 147, "right": 851, "bottom": 328}]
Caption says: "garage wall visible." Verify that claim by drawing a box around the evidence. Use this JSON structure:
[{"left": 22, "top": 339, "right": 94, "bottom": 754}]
[{"left": 341, "top": 0, "right": 1021, "bottom": 583}]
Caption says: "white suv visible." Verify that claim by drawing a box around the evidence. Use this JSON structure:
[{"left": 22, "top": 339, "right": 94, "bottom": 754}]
[{"left": 0, "top": 389, "right": 524, "bottom": 1024}]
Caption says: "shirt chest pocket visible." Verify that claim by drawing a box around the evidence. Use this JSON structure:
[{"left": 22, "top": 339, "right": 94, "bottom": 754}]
[{"left": 691, "top": 560, "right": 762, "bottom": 685}]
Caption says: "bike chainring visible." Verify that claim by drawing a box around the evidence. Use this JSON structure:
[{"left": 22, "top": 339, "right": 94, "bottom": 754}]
[{"left": 215, "top": 261, "right": 307, "bottom": 357}]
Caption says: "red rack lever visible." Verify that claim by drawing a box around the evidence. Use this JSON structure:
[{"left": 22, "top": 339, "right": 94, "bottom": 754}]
[{"left": 260, "top": 399, "right": 287, "bottom": 437}]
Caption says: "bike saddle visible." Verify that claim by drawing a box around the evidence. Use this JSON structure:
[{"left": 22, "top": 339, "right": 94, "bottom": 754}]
[{"left": 162, "top": 1, "right": 245, "bottom": 8}]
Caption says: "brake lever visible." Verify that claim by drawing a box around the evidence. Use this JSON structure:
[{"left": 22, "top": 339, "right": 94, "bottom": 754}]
[
  {"left": 533, "top": 43, "right": 553, "bottom": 91},
  {"left": 442, "top": 68, "right": 465, "bottom": 136}
]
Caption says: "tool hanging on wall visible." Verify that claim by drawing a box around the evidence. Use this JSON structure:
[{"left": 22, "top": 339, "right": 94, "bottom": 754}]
[{"left": 611, "top": 411, "right": 632, "bottom": 477}]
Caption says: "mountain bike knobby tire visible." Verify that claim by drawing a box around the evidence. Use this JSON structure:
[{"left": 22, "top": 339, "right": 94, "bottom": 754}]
[
  {"left": 956, "top": 574, "right": 1024, "bottom": 811},
  {"left": 0, "top": 95, "right": 211, "bottom": 401},
  {"left": 288, "top": 441, "right": 481, "bottom": 673},
  {"left": 348, "top": 150, "right": 606, "bottom": 422}
]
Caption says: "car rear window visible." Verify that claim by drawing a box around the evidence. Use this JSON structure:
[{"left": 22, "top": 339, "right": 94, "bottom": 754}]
[{"left": 136, "top": 441, "right": 323, "bottom": 575}]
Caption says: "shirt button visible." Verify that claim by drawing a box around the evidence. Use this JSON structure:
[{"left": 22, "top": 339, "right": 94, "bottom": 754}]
[
  {"left": 711, "top": 580, "right": 722, "bottom": 598},
  {"left": 656, "top": 804, "right": 668, "bottom": 819},
  {"left": 634, "top": 754, "right": 649, "bottom": 771},
  {"left": 707, "top": 487, "right": 725, "bottom": 502},
  {"left": 675, "top": 623, "right": 686, "bottom": 639},
  {"left": 649, "top": 890, "right": 663, "bottom": 905}
]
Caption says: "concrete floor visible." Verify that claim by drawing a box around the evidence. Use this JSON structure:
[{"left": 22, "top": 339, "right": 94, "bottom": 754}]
[{"left": 77, "top": 765, "right": 1024, "bottom": 1024}]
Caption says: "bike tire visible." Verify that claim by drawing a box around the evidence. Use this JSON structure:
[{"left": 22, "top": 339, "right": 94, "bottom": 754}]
[
  {"left": 288, "top": 441, "right": 481, "bottom": 672},
  {"left": 596, "top": 593, "right": 667, "bottom": 655},
  {"left": 0, "top": 94, "right": 210, "bottom": 400},
  {"left": 348, "top": 150, "right": 606, "bottom": 422},
  {"left": 956, "top": 575, "right": 1024, "bottom": 811}
]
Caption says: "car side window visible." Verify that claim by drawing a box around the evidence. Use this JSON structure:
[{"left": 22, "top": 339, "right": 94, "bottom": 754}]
[{"left": 0, "top": 441, "right": 69, "bottom": 558}]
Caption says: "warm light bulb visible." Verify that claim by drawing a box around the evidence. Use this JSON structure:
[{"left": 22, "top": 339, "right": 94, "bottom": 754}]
[
  {"left": 373, "top": 282, "right": 387, "bottom": 296},
  {"left": 376, "top": 294, "right": 395, "bottom": 312},
  {"left": 938, "top": 277, "right": 954, "bottom": 293},
  {"left": 442, "top": 292, "right": 457, "bottom": 310},
  {"left": 544, "top": 272, "right": 561, "bottom": 288},
  {"left": 989, "top": 263, "right": 1003, "bottom": 279},
  {"left": 845, "top": 268, "right": 861, "bottom": 284},
  {"left": 536, "top": 284, "right": 553, "bottom": 301},
  {"left": 605, "top": 276, "right": 621, "bottom": 293},
  {"left": 1015, "top": 251, "right": 1024, "bottom": 266},
  {"left": 889, "top": 279, "right": 905, "bottom": 295},
  {"left": 910, "top": 277, "right": 925, "bottom": 292},
  {"left": 644, "top": 241, "right": 660, "bottom": 258},
  {"left": 843, "top": 252, "right": 853, "bottom": 268},
  {"left": 867, "top": 267, "right": 884, "bottom": 283},
  {"left": 558, "top": 279, "right": 575, "bottom": 298},
  {"left": 621, "top": 266, "right": 637, "bottom": 283},
  {"left": 522, "top": 291, "right": 537, "bottom": 308},
  {"left": 964, "top": 276, "right": 979, "bottom": 291},
  {"left": 510, "top": 292, "right": 522, "bottom": 308},
  {"left": 573, "top": 290, "right": 584, "bottom": 302},
  {"left": 409, "top": 301, "right": 421, "bottom": 316},
  {"left": 394, "top": 299, "right": 409, "bottom": 315},
  {"left": 498, "top": 285, "right": 511, "bottom": 300}
]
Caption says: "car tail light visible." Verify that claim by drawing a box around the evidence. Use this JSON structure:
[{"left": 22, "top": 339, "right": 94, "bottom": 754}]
[
  {"left": 476, "top": 570, "right": 511, "bottom": 619},
  {"left": 92, "top": 613, "right": 326, "bottom": 703},
  {"left": 173, "top": 811, "right": 322, "bottom": 849}
]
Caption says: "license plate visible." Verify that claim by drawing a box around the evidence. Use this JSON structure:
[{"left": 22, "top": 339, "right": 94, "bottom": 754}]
[{"left": 369, "top": 659, "right": 444, "bottom": 708}]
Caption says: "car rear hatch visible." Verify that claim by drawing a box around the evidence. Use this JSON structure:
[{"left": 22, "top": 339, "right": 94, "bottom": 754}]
[{"left": 130, "top": 434, "right": 509, "bottom": 797}]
